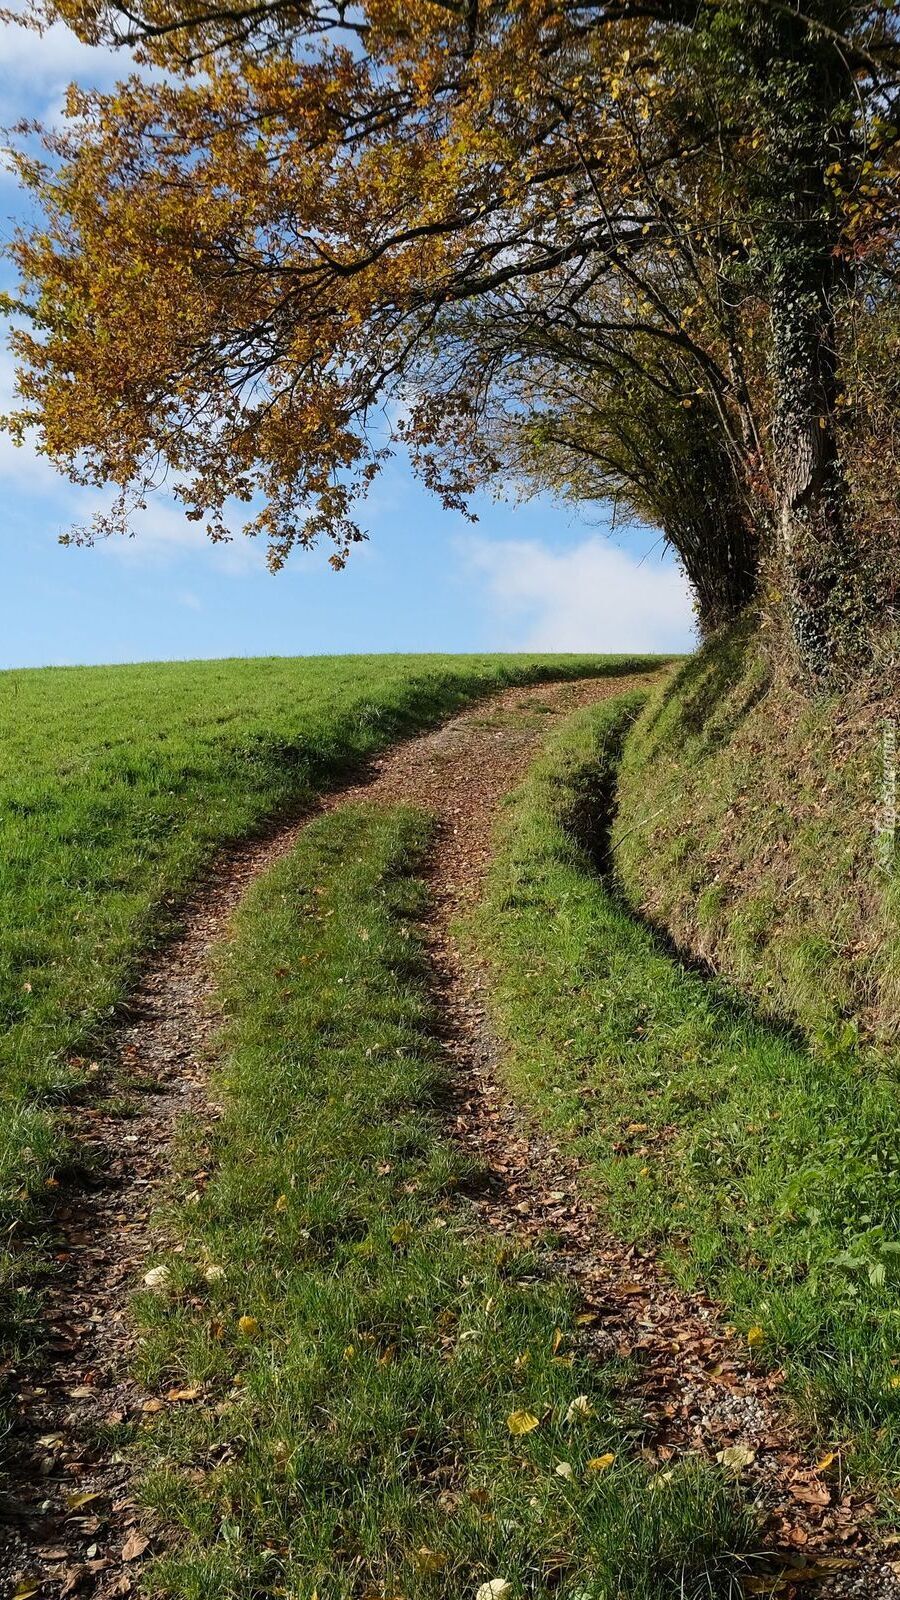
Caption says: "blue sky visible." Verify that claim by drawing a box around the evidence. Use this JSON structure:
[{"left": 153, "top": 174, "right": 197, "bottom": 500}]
[{"left": 0, "top": 16, "right": 695, "bottom": 668}]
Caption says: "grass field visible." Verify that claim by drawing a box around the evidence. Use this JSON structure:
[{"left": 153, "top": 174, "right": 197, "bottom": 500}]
[
  {"left": 0, "top": 652, "right": 655, "bottom": 1346},
  {"left": 134, "top": 801, "right": 752, "bottom": 1599},
  {"left": 475, "top": 695, "right": 900, "bottom": 1493}
]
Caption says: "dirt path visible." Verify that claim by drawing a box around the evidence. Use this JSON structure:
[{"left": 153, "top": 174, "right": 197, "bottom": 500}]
[{"left": 0, "top": 673, "right": 893, "bottom": 1599}]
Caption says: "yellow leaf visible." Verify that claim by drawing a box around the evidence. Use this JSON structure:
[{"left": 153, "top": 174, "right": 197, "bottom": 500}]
[
  {"left": 889, "top": 1374, "right": 900, "bottom": 1389},
  {"left": 551, "top": 1327, "right": 564, "bottom": 1354},
  {"left": 565, "top": 1394, "right": 593, "bottom": 1422},
  {"left": 555, "top": 1460, "right": 574, "bottom": 1479},
  {"left": 746, "top": 1325, "right": 765, "bottom": 1348},
  {"left": 816, "top": 1450, "right": 837, "bottom": 1471},
  {"left": 413, "top": 1547, "right": 447, "bottom": 1574},
  {"left": 66, "top": 1489, "right": 104, "bottom": 1510},
  {"left": 237, "top": 1315, "right": 260, "bottom": 1337},
  {"left": 507, "top": 1409, "right": 540, "bottom": 1436},
  {"left": 476, "top": 1583, "right": 511, "bottom": 1600},
  {"left": 587, "top": 1453, "right": 615, "bottom": 1472},
  {"left": 716, "top": 1444, "right": 755, "bottom": 1472},
  {"left": 274, "top": 1194, "right": 288, "bottom": 1213}
]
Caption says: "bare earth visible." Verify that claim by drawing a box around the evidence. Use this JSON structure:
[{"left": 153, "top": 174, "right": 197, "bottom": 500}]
[{"left": 1, "top": 675, "right": 895, "bottom": 1599}]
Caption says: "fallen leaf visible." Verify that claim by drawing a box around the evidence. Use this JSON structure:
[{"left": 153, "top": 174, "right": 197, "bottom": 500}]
[
  {"left": 507, "top": 1409, "right": 540, "bottom": 1436},
  {"left": 66, "top": 1490, "right": 104, "bottom": 1511},
  {"left": 237, "top": 1315, "right": 259, "bottom": 1338},
  {"left": 815, "top": 1450, "right": 837, "bottom": 1471},
  {"left": 12, "top": 1581, "right": 40, "bottom": 1598},
  {"left": 746, "top": 1325, "right": 765, "bottom": 1348},
  {"left": 142, "top": 1265, "right": 170, "bottom": 1291},
  {"left": 476, "top": 1581, "right": 511, "bottom": 1600},
  {"left": 555, "top": 1461, "right": 574, "bottom": 1479},
  {"left": 587, "top": 1453, "right": 615, "bottom": 1472},
  {"left": 565, "top": 1394, "right": 593, "bottom": 1423},
  {"left": 716, "top": 1444, "right": 755, "bottom": 1473},
  {"left": 122, "top": 1532, "right": 150, "bottom": 1563},
  {"left": 165, "top": 1386, "right": 201, "bottom": 1403},
  {"left": 204, "top": 1264, "right": 226, "bottom": 1282},
  {"left": 413, "top": 1547, "right": 446, "bottom": 1574}
]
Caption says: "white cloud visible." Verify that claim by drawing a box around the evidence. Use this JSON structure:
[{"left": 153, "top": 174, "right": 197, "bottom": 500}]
[
  {"left": 463, "top": 534, "right": 696, "bottom": 653},
  {"left": 0, "top": 11, "right": 126, "bottom": 83}
]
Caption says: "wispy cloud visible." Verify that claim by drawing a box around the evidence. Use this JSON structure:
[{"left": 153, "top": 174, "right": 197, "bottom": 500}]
[{"left": 463, "top": 534, "right": 696, "bottom": 653}]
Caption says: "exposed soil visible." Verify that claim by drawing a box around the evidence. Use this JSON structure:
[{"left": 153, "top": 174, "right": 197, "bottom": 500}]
[{"left": 1, "top": 673, "right": 895, "bottom": 1599}]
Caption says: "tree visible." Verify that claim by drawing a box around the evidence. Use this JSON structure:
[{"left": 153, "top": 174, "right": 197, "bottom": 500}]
[{"left": 5, "top": 0, "right": 899, "bottom": 670}]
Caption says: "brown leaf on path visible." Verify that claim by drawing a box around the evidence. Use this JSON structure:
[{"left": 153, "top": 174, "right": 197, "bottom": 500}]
[{"left": 121, "top": 1532, "right": 150, "bottom": 1562}]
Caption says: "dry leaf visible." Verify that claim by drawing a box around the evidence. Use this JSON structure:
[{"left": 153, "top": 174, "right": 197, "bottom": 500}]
[
  {"left": 746, "top": 1325, "right": 765, "bottom": 1348},
  {"left": 716, "top": 1444, "right": 755, "bottom": 1472},
  {"left": 554, "top": 1461, "right": 574, "bottom": 1479},
  {"left": 587, "top": 1453, "right": 615, "bottom": 1472},
  {"left": 507, "top": 1409, "right": 540, "bottom": 1436},
  {"left": 165, "top": 1386, "right": 201, "bottom": 1403},
  {"left": 475, "top": 1581, "right": 511, "bottom": 1600},
  {"left": 204, "top": 1264, "right": 226, "bottom": 1282},
  {"left": 143, "top": 1265, "right": 170, "bottom": 1291},
  {"left": 122, "top": 1532, "right": 150, "bottom": 1563},
  {"left": 237, "top": 1315, "right": 260, "bottom": 1337},
  {"left": 565, "top": 1395, "right": 593, "bottom": 1423},
  {"left": 413, "top": 1547, "right": 446, "bottom": 1574},
  {"left": 66, "top": 1490, "right": 103, "bottom": 1510}
]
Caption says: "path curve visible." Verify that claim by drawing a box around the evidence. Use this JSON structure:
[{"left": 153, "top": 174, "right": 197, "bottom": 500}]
[{"left": 0, "top": 673, "right": 892, "bottom": 1600}]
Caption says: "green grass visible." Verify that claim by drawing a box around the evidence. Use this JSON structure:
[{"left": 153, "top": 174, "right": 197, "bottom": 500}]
[
  {"left": 134, "top": 800, "right": 753, "bottom": 1599},
  {"left": 614, "top": 625, "right": 892, "bottom": 1043},
  {"left": 474, "top": 693, "right": 900, "bottom": 1493},
  {"left": 0, "top": 651, "right": 654, "bottom": 1343}
]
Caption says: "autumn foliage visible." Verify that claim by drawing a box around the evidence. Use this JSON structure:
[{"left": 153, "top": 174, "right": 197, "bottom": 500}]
[{"left": 4, "top": 0, "right": 900, "bottom": 668}]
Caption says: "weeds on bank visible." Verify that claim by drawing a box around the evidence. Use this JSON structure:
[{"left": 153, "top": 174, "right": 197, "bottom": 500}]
[
  {"left": 135, "top": 802, "right": 752, "bottom": 1599},
  {"left": 475, "top": 695, "right": 900, "bottom": 1489}
]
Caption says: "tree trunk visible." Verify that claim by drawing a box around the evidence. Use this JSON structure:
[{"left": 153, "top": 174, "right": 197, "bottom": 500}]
[{"left": 770, "top": 255, "right": 858, "bottom": 676}]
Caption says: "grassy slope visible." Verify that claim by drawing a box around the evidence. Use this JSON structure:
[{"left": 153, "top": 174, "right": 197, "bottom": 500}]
[
  {"left": 135, "top": 801, "right": 751, "bottom": 1600},
  {"left": 475, "top": 694, "right": 900, "bottom": 1489},
  {"left": 0, "top": 651, "right": 654, "bottom": 1310},
  {"left": 615, "top": 624, "right": 897, "bottom": 1046}
]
